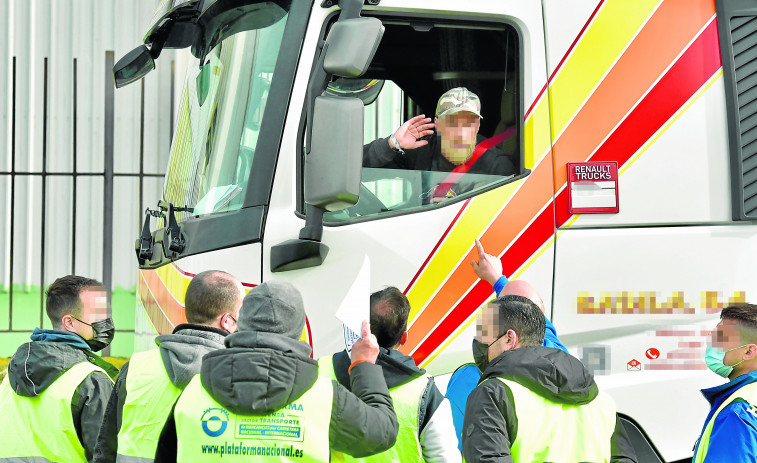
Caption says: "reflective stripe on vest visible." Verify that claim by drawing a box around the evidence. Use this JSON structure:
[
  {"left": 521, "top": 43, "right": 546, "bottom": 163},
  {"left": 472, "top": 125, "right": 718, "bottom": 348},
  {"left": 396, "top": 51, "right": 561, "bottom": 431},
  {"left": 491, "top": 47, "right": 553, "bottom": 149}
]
[
  {"left": 0, "top": 359, "right": 110, "bottom": 463},
  {"left": 693, "top": 382, "right": 757, "bottom": 463},
  {"left": 174, "top": 373, "right": 333, "bottom": 462},
  {"left": 117, "top": 348, "right": 183, "bottom": 463},
  {"left": 319, "top": 355, "right": 427, "bottom": 463},
  {"left": 498, "top": 378, "right": 616, "bottom": 463}
]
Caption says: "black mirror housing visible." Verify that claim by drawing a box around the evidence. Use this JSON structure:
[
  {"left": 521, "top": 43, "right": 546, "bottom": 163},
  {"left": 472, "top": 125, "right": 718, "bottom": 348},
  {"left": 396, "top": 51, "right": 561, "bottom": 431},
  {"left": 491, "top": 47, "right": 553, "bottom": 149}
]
[{"left": 113, "top": 45, "right": 155, "bottom": 88}]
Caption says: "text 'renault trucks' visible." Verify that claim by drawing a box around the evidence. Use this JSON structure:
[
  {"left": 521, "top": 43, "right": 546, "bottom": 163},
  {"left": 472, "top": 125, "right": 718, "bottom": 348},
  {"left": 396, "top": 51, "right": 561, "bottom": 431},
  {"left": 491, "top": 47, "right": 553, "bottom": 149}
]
[{"left": 116, "top": 0, "right": 757, "bottom": 460}]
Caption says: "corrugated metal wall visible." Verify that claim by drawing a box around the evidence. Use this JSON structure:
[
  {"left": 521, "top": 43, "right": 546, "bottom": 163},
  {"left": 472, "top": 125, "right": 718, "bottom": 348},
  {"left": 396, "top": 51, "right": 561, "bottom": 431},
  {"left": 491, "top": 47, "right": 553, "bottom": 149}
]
[{"left": 0, "top": 0, "right": 177, "bottom": 356}]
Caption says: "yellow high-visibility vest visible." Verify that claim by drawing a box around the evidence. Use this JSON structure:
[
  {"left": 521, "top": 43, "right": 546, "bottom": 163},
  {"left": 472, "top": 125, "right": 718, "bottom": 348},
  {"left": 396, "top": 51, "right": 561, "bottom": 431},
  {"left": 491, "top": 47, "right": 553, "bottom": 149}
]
[
  {"left": 693, "top": 382, "right": 757, "bottom": 463},
  {"left": 319, "top": 355, "right": 426, "bottom": 463},
  {"left": 117, "top": 347, "right": 183, "bottom": 463},
  {"left": 0, "top": 359, "right": 111, "bottom": 463},
  {"left": 173, "top": 373, "right": 333, "bottom": 462},
  {"left": 497, "top": 377, "right": 616, "bottom": 463}
]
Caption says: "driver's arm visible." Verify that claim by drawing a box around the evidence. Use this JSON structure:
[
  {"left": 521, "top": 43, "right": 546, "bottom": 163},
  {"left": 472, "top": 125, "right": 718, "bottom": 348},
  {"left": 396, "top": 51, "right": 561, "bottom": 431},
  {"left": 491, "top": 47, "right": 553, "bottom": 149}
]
[{"left": 363, "top": 115, "right": 434, "bottom": 168}]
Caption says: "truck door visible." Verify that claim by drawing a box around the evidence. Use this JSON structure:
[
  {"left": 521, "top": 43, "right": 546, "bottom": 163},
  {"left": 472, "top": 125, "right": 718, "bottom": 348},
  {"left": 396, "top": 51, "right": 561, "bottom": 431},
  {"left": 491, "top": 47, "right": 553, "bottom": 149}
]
[{"left": 264, "top": 1, "right": 554, "bottom": 374}]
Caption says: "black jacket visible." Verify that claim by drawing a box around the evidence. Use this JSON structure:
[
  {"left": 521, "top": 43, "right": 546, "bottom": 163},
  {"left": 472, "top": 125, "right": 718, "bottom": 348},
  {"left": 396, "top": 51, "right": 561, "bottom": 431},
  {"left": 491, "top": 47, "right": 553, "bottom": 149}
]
[
  {"left": 328, "top": 348, "right": 461, "bottom": 461},
  {"left": 364, "top": 134, "right": 517, "bottom": 176},
  {"left": 6, "top": 337, "right": 117, "bottom": 462},
  {"left": 93, "top": 324, "right": 228, "bottom": 463},
  {"left": 462, "top": 346, "right": 637, "bottom": 463},
  {"left": 330, "top": 348, "right": 441, "bottom": 429},
  {"left": 154, "top": 330, "right": 398, "bottom": 462}
]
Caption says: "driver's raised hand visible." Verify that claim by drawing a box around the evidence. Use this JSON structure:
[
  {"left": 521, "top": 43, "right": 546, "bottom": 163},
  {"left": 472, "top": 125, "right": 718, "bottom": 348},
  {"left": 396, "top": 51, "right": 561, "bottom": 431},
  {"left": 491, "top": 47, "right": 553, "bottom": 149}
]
[{"left": 390, "top": 115, "right": 435, "bottom": 150}]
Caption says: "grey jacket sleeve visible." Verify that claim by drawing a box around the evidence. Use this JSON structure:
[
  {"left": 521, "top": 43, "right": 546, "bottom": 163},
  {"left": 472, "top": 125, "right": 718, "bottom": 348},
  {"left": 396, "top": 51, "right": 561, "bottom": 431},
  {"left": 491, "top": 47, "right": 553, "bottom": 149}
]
[
  {"left": 72, "top": 370, "right": 116, "bottom": 462},
  {"left": 93, "top": 361, "right": 130, "bottom": 463},
  {"left": 611, "top": 415, "right": 639, "bottom": 463},
  {"left": 461, "top": 379, "right": 518, "bottom": 463},
  {"left": 328, "top": 361, "right": 399, "bottom": 457}
]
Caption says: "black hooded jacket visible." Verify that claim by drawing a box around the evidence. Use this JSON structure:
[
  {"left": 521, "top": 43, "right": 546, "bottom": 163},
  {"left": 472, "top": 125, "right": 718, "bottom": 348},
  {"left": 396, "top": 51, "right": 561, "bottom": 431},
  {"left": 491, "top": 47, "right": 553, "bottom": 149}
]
[
  {"left": 6, "top": 339, "right": 116, "bottom": 462},
  {"left": 363, "top": 134, "right": 517, "bottom": 176},
  {"left": 154, "top": 330, "right": 398, "bottom": 462},
  {"left": 462, "top": 346, "right": 637, "bottom": 463},
  {"left": 329, "top": 348, "right": 445, "bottom": 434}
]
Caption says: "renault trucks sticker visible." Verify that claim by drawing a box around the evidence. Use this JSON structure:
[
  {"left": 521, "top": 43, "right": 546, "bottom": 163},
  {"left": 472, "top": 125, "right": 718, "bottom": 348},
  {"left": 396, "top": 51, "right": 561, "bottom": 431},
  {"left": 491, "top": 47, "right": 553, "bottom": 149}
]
[{"left": 567, "top": 162, "right": 619, "bottom": 214}]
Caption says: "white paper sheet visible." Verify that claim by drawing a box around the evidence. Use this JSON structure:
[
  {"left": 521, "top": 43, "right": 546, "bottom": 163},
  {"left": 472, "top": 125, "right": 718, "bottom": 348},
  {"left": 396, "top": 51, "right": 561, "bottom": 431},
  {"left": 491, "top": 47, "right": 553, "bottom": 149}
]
[{"left": 335, "top": 255, "right": 370, "bottom": 353}]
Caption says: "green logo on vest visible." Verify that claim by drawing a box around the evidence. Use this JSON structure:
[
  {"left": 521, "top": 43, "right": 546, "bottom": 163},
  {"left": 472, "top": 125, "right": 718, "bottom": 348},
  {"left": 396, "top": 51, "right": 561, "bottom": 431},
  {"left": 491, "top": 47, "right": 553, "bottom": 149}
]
[{"left": 202, "top": 408, "right": 230, "bottom": 437}]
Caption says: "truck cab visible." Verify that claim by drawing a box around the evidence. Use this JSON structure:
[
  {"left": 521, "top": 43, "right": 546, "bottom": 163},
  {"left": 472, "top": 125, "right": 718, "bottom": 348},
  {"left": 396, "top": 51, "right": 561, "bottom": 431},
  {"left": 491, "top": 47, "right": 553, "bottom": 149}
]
[{"left": 118, "top": 0, "right": 757, "bottom": 460}]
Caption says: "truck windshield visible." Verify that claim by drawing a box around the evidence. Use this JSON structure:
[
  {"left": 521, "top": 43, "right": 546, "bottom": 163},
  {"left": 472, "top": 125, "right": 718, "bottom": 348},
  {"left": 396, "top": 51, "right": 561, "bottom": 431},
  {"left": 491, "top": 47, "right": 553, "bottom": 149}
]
[{"left": 162, "top": 7, "right": 288, "bottom": 222}]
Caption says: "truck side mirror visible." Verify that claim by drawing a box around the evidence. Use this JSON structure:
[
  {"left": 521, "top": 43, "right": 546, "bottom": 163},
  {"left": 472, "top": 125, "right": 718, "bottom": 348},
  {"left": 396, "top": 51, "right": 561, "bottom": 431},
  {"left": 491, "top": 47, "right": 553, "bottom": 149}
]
[
  {"left": 271, "top": 0, "right": 383, "bottom": 273},
  {"left": 113, "top": 45, "right": 155, "bottom": 88},
  {"left": 306, "top": 96, "right": 364, "bottom": 211},
  {"left": 271, "top": 96, "right": 364, "bottom": 273},
  {"left": 323, "top": 17, "right": 384, "bottom": 77}
]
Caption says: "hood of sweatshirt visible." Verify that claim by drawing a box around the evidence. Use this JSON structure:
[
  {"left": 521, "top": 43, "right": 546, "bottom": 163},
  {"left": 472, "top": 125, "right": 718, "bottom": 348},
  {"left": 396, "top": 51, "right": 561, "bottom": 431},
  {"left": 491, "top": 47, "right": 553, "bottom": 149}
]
[
  {"left": 481, "top": 345, "right": 598, "bottom": 405},
  {"left": 330, "top": 347, "right": 425, "bottom": 390},
  {"left": 156, "top": 324, "right": 228, "bottom": 389},
  {"left": 199, "top": 330, "right": 318, "bottom": 416},
  {"left": 8, "top": 330, "right": 95, "bottom": 397}
]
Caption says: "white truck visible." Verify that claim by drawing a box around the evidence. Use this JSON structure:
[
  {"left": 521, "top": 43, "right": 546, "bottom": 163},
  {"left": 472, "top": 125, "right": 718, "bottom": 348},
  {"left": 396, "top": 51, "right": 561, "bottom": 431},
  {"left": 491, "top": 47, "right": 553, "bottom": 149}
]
[{"left": 115, "top": 0, "right": 757, "bottom": 460}]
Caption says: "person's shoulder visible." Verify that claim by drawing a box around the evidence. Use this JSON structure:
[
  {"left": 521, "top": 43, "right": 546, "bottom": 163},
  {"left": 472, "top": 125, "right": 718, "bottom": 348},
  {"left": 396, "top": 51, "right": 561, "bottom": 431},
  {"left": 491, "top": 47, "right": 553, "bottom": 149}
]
[
  {"left": 718, "top": 398, "right": 757, "bottom": 428},
  {"left": 474, "top": 144, "right": 516, "bottom": 175},
  {"left": 469, "top": 375, "right": 511, "bottom": 401}
]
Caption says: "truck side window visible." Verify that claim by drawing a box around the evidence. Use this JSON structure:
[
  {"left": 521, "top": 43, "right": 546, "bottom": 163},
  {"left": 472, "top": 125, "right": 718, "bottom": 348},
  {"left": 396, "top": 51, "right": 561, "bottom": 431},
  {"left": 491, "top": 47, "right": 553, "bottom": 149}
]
[{"left": 322, "top": 21, "right": 522, "bottom": 223}]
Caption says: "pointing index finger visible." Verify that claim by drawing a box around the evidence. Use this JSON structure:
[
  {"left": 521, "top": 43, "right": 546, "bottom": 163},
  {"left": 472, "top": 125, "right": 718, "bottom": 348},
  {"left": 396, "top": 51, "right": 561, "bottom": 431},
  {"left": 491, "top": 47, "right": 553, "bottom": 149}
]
[{"left": 475, "top": 239, "right": 485, "bottom": 260}]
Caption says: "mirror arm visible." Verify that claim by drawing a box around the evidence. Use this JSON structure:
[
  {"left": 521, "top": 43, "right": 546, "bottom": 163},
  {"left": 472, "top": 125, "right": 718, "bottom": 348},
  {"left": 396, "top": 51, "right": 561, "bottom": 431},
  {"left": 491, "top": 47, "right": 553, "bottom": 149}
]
[
  {"left": 149, "top": 39, "right": 165, "bottom": 60},
  {"left": 337, "top": 0, "right": 363, "bottom": 20},
  {"left": 298, "top": 204, "right": 325, "bottom": 242}
]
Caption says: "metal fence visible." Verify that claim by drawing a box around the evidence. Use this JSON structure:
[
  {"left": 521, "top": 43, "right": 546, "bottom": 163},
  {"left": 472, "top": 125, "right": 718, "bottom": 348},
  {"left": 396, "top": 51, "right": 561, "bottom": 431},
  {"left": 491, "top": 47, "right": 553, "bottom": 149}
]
[{"left": 1, "top": 52, "right": 174, "bottom": 356}]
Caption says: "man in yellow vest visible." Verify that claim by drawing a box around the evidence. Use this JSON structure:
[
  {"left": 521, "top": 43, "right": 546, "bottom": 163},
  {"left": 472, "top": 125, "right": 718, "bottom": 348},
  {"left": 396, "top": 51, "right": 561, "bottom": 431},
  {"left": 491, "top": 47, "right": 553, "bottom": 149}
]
[
  {"left": 0, "top": 275, "right": 118, "bottom": 463},
  {"left": 153, "top": 280, "right": 398, "bottom": 462},
  {"left": 94, "top": 270, "right": 245, "bottom": 463},
  {"left": 693, "top": 303, "right": 757, "bottom": 462},
  {"left": 319, "top": 286, "right": 461, "bottom": 462},
  {"left": 461, "top": 296, "right": 633, "bottom": 463}
]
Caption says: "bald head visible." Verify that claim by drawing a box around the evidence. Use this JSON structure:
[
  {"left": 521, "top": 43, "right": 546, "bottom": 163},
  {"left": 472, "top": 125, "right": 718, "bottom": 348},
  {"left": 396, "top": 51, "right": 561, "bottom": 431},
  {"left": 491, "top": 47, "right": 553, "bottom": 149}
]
[
  {"left": 500, "top": 280, "right": 545, "bottom": 315},
  {"left": 185, "top": 270, "right": 244, "bottom": 327}
]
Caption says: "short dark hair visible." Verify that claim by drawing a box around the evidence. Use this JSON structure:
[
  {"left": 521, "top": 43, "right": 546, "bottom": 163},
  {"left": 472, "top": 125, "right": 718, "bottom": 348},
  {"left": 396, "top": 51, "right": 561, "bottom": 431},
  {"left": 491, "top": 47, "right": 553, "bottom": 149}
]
[
  {"left": 370, "top": 287, "right": 411, "bottom": 348},
  {"left": 185, "top": 271, "right": 241, "bottom": 324},
  {"left": 721, "top": 303, "right": 757, "bottom": 341},
  {"left": 490, "top": 295, "right": 545, "bottom": 347},
  {"left": 45, "top": 275, "right": 103, "bottom": 328}
]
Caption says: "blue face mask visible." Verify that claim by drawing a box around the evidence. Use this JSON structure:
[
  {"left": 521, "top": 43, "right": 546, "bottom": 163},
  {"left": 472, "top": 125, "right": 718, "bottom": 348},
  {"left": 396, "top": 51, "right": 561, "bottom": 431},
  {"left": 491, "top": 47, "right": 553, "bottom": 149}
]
[{"left": 705, "top": 344, "right": 749, "bottom": 378}]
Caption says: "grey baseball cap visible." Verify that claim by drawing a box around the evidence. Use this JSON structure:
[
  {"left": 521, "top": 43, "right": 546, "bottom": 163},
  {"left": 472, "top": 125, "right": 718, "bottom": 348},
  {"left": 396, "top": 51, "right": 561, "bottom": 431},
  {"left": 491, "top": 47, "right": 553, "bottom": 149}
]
[{"left": 435, "top": 87, "right": 483, "bottom": 119}]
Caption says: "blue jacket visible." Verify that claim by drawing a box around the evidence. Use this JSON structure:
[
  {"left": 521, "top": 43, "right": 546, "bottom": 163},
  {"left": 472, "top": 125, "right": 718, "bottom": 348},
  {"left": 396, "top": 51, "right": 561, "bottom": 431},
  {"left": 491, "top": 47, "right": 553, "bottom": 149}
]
[
  {"left": 445, "top": 276, "right": 568, "bottom": 450},
  {"left": 694, "top": 370, "right": 757, "bottom": 462}
]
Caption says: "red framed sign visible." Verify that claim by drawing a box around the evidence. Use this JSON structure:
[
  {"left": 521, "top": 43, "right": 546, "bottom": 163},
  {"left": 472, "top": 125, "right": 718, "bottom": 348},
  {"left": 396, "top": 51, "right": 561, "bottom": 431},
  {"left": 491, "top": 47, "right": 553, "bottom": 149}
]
[{"left": 566, "top": 162, "right": 619, "bottom": 214}]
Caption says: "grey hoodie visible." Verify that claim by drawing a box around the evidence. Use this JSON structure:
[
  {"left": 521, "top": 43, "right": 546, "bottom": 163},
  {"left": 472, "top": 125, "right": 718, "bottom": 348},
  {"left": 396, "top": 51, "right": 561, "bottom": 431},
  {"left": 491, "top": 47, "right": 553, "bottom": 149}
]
[
  {"left": 154, "top": 330, "right": 399, "bottom": 462},
  {"left": 7, "top": 339, "right": 115, "bottom": 462},
  {"left": 93, "top": 324, "right": 228, "bottom": 463}
]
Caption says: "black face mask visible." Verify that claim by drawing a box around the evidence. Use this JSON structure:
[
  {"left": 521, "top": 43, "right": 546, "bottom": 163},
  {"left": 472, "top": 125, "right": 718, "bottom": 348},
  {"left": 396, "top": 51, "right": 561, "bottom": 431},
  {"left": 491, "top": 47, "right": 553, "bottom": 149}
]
[
  {"left": 472, "top": 332, "right": 507, "bottom": 373},
  {"left": 73, "top": 317, "right": 115, "bottom": 352}
]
